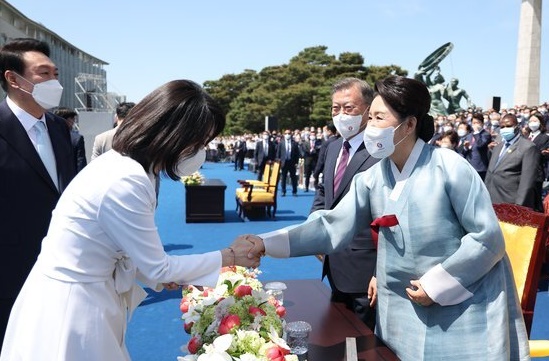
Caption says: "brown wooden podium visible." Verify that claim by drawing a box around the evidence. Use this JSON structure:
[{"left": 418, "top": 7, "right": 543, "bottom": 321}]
[{"left": 282, "top": 279, "right": 399, "bottom": 361}]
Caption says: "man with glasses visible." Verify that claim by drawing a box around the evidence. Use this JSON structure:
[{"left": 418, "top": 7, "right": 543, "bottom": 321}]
[{"left": 310, "top": 77, "right": 379, "bottom": 329}]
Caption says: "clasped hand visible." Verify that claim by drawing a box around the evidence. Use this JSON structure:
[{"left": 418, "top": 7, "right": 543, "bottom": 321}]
[{"left": 228, "top": 234, "right": 266, "bottom": 268}]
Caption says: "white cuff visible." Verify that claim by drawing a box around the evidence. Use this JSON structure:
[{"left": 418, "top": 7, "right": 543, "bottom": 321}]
[
  {"left": 420, "top": 264, "right": 473, "bottom": 306},
  {"left": 257, "top": 229, "right": 290, "bottom": 258}
]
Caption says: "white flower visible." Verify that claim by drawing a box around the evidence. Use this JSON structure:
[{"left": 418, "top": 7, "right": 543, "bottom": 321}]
[{"left": 196, "top": 334, "right": 233, "bottom": 361}]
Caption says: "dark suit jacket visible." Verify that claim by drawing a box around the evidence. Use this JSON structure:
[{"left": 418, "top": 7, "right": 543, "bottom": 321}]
[
  {"left": 276, "top": 139, "right": 300, "bottom": 167},
  {"left": 254, "top": 140, "right": 275, "bottom": 166},
  {"left": 70, "top": 130, "right": 87, "bottom": 172},
  {"left": 310, "top": 138, "right": 379, "bottom": 293},
  {"left": 0, "top": 100, "right": 76, "bottom": 299},
  {"left": 485, "top": 136, "right": 540, "bottom": 210},
  {"left": 457, "top": 129, "right": 491, "bottom": 173},
  {"left": 532, "top": 132, "right": 549, "bottom": 181}
]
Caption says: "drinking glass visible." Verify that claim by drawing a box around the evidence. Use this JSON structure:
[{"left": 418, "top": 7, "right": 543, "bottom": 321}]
[
  {"left": 264, "top": 281, "right": 287, "bottom": 305},
  {"left": 285, "top": 320, "right": 312, "bottom": 360}
]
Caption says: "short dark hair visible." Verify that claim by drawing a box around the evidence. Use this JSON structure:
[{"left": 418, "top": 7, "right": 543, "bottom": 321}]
[
  {"left": 471, "top": 113, "right": 484, "bottom": 123},
  {"left": 54, "top": 106, "right": 77, "bottom": 120},
  {"left": 116, "top": 102, "right": 136, "bottom": 120},
  {"left": 374, "top": 76, "right": 434, "bottom": 143},
  {"left": 0, "top": 38, "right": 50, "bottom": 92},
  {"left": 332, "top": 77, "right": 374, "bottom": 106},
  {"left": 112, "top": 80, "right": 225, "bottom": 180}
]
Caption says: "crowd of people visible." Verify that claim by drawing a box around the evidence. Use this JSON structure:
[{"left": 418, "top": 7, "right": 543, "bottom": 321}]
[{"left": 428, "top": 104, "right": 549, "bottom": 212}]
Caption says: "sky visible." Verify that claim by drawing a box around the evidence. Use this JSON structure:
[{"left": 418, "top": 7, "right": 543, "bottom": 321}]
[{"left": 8, "top": 0, "right": 548, "bottom": 110}]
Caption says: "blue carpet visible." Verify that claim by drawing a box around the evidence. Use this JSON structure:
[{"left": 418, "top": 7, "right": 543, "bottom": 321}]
[{"left": 126, "top": 161, "right": 549, "bottom": 360}]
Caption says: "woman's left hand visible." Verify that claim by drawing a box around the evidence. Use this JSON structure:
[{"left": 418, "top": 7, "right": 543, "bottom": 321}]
[{"left": 406, "top": 279, "right": 434, "bottom": 307}]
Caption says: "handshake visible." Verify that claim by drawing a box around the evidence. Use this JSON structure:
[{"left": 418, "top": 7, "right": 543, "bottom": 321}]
[{"left": 224, "top": 234, "right": 266, "bottom": 269}]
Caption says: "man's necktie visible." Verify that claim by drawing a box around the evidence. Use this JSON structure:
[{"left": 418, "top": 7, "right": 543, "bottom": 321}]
[
  {"left": 333, "top": 141, "right": 350, "bottom": 193},
  {"left": 370, "top": 214, "right": 399, "bottom": 248},
  {"left": 34, "top": 121, "right": 58, "bottom": 189},
  {"left": 496, "top": 141, "right": 511, "bottom": 166},
  {"left": 286, "top": 142, "right": 291, "bottom": 159}
]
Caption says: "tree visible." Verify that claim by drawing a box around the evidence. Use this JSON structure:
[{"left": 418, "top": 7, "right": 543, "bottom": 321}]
[{"left": 203, "top": 46, "right": 407, "bottom": 134}]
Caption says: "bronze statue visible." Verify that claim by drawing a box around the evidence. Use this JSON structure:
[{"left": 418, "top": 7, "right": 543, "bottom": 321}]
[
  {"left": 414, "top": 43, "right": 474, "bottom": 116},
  {"left": 444, "top": 78, "right": 471, "bottom": 114}
]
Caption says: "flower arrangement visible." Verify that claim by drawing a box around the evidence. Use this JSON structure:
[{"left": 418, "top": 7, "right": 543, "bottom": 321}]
[
  {"left": 178, "top": 266, "right": 297, "bottom": 361},
  {"left": 181, "top": 171, "right": 205, "bottom": 186}
]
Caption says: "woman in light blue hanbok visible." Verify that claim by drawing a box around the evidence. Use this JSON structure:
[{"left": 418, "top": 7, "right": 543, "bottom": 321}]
[{"left": 246, "top": 76, "right": 529, "bottom": 360}]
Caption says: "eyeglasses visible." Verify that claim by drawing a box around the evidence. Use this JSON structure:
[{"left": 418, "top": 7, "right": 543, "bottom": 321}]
[{"left": 331, "top": 104, "right": 366, "bottom": 116}]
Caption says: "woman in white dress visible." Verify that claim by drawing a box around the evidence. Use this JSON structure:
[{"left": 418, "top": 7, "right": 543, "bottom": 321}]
[
  {"left": 244, "top": 76, "right": 529, "bottom": 360},
  {"left": 0, "top": 80, "right": 260, "bottom": 361}
]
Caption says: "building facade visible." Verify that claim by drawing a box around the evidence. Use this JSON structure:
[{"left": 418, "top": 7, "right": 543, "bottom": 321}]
[{"left": 0, "top": 0, "right": 120, "bottom": 111}]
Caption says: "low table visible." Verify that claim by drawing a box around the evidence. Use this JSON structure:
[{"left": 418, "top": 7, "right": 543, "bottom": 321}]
[
  {"left": 282, "top": 279, "right": 399, "bottom": 361},
  {"left": 185, "top": 179, "right": 226, "bottom": 222}
]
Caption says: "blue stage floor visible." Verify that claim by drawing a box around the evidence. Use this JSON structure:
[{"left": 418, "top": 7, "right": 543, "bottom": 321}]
[{"left": 126, "top": 161, "right": 549, "bottom": 360}]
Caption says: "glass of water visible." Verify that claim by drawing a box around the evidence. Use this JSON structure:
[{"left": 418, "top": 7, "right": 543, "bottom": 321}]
[
  {"left": 285, "top": 320, "right": 312, "bottom": 360},
  {"left": 264, "top": 281, "right": 287, "bottom": 305}
]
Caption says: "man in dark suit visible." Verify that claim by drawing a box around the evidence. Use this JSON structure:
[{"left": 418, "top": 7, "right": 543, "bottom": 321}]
[
  {"left": 311, "top": 77, "right": 378, "bottom": 330},
  {"left": 526, "top": 112, "right": 549, "bottom": 211},
  {"left": 0, "top": 38, "right": 77, "bottom": 345},
  {"left": 301, "top": 130, "right": 322, "bottom": 192},
  {"left": 457, "top": 114, "right": 491, "bottom": 180},
  {"left": 233, "top": 136, "right": 247, "bottom": 171},
  {"left": 253, "top": 131, "right": 275, "bottom": 180},
  {"left": 485, "top": 114, "right": 540, "bottom": 211},
  {"left": 313, "top": 123, "right": 339, "bottom": 188},
  {"left": 276, "top": 129, "right": 300, "bottom": 196},
  {"left": 54, "top": 107, "right": 87, "bottom": 173}
]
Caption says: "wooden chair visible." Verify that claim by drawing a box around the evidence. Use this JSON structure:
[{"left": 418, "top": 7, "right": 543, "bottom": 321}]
[
  {"left": 237, "top": 161, "right": 272, "bottom": 189},
  {"left": 235, "top": 160, "right": 280, "bottom": 220},
  {"left": 493, "top": 203, "right": 549, "bottom": 357}
]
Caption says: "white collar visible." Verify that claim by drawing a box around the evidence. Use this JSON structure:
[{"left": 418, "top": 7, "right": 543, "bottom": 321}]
[
  {"left": 390, "top": 138, "right": 425, "bottom": 181},
  {"left": 6, "top": 96, "right": 46, "bottom": 132}
]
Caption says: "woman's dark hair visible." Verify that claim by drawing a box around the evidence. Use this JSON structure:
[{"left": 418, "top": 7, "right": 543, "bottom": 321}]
[
  {"left": 374, "top": 76, "right": 434, "bottom": 142},
  {"left": 529, "top": 112, "right": 547, "bottom": 133},
  {"left": 112, "top": 80, "right": 225, "bottom": 180}
]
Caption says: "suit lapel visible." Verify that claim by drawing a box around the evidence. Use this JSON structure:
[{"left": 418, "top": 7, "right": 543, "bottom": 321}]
[
  {"left": 324, "top": 138, "right": 342, "bottom": 204},
  {"left": 0, "top": 101, "right": 59, "bottom": 192},
  {"left": 333, "top": 143, "right": 371, "bottom": 201}
]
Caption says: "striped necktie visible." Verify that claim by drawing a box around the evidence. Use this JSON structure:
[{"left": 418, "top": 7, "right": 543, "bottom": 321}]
[{"left": 333, "top": 141, "right": 350, "bottom": 193}]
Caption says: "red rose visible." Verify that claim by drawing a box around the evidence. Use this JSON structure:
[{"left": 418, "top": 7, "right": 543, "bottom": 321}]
[
  {"left": 187, "top": 336, "right": 201, "bottom": 354},
  {"left": 248, "top": 306, "right": 266, "bottom": 316},
  {"left": 265, "top": 346, "right": 288, "bottom": 361},
  {"left": 202, "top": 289, "right": 209, "bottom": 297},
  {"left": 275, "top": 306, "right": 286, "bottom": 318},
  {"left": 218, "top": 314, "right": 241, "bottom": 335},
  {"left": 234, "top": 285, "right": 253, "bottom": 298},
  {"left": 183, "top": 321, "right": 194, "bottom": 334},
  {"left": 180, "top": 301, "right": 190, "bottom": 313}
]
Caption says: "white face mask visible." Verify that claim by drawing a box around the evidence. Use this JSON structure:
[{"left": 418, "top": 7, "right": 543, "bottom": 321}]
[
  {"left": 16, "top": 74, "right": 63, "bottom": 109},
  {"left": 176, "top": 148, "right": 206, "bottom": 177},
  {"left": 363, "top": 121, "right": 408, "bottom": 159},
  {"left": 457, "top": 129, "right": 468, "bottom": 137},
  {"left": 284, "top": 134, "right": 292, "bottom": 140},
  {"left": 333, "top": 113, "right": 364, "bottom": 140},
  {"left": 529, "top": 122, "right": 540, "bottom": 132}
]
